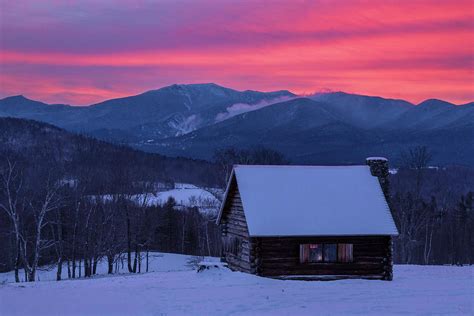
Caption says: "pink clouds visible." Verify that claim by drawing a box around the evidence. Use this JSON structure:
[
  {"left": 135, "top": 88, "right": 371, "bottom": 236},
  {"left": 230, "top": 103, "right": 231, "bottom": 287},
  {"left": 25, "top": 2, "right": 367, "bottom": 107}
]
[{"left": 0, "top": 0, "right": 473, "bottom": 105}]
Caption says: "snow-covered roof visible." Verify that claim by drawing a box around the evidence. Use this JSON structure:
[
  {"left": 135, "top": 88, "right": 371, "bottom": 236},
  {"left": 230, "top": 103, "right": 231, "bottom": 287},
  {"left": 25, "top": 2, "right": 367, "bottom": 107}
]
[{"left": 218, "top": 165, "right": 398, "bottom": 237}]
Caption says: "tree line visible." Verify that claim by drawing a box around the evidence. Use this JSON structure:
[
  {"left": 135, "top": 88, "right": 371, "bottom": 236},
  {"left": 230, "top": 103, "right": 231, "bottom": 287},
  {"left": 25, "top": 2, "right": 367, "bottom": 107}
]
[
  {"left": 0, "top": 157, "right": 221, "bottom": 281},
  {"left": 0, "top": 142, "right": 472, "bottom": 283},
  {"left": 390, "top": 147, "right": 473, "bottom": 264}
]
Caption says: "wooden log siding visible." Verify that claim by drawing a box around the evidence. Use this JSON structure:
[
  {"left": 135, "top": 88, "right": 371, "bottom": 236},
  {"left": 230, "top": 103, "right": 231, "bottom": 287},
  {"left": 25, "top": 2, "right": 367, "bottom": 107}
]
[
  {"left": 254, "top": 236, "right": 393, "bottom": 280},
  {"left": 220, "top": 181, "right": 256, "bottom": 274}
]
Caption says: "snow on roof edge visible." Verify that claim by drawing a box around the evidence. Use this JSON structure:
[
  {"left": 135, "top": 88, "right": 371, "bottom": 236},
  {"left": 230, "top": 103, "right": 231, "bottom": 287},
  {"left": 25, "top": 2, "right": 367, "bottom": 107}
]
[
  {"left": 249, "top": 232, "right": 398, "bottom": 237},
  {"left": 234, "top": 164, "right": 369, "bottom": 168},
  {"left": 216, "top": 169, "right": 235, "bottom": 224}
]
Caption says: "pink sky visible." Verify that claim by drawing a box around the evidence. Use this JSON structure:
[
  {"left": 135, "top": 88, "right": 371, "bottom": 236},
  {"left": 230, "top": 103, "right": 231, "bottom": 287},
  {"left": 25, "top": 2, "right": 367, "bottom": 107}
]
[{"left": 0, "top": 0, "right": 473, "bottom": 105}]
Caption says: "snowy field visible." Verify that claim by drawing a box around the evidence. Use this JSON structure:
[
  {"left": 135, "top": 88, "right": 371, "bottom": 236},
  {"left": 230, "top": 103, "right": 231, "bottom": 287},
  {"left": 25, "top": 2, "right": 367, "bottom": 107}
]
[
  {"left": 93, "top": 183, "right": 221, "bottom": 214},
  {"left": 0, "top": 253, "right": 472, "bottom": 316},
  {"left": 0, "top": 252, "right": 214, "bottom": 283}
]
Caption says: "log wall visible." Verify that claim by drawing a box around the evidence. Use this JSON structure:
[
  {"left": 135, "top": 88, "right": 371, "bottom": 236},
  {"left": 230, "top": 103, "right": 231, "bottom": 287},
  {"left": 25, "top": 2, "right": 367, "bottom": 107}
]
[
  {"left": 254, "top": 236, "right": 393, "bottom": 280},
  {"left": 220, "top": 179, "right": 255, "bottom": 274}
]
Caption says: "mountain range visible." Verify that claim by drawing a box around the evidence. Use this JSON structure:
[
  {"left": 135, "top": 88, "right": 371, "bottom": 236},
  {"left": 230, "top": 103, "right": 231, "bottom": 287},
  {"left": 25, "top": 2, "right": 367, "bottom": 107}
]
[{"left": 1, "top": 83, "right": 473, "bottom": 166}]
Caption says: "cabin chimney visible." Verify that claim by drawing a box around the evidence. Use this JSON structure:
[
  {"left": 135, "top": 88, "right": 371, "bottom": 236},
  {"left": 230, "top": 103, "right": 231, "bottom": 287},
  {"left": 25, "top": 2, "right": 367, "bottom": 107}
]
[
  {"left": 366, "top": 157, "right": 394, "bottom": 281},
  {"left": 366, "top": 157, "right": 390, "bottom": 202}
]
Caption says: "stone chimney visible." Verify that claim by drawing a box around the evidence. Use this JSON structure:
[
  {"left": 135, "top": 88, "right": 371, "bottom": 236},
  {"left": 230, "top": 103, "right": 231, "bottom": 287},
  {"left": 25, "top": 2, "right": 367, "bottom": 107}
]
[{"left": 366, "top": 157, "right": 390, "bottom": 202}]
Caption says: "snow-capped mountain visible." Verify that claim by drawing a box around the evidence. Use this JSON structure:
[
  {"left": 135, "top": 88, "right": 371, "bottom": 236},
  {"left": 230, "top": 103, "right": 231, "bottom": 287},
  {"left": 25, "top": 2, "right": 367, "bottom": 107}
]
[
  {"left": 0, "top": 83, "right": 295, "bottom": 141},
  {"left": 1, "top": 84, "right": 473, "bottom": 166},
  {"left": 309, "top": 92, "right": 413, "bottom": 128},
  {"left": 143, "top": 95, "right": 473, "bottom": 166}
]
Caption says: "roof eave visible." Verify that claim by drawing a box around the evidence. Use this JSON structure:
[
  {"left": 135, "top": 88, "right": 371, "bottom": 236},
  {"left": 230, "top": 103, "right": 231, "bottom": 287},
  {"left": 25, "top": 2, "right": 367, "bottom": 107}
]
[{"left": 248, "top": 232, "right": 399, "bottom": 237}]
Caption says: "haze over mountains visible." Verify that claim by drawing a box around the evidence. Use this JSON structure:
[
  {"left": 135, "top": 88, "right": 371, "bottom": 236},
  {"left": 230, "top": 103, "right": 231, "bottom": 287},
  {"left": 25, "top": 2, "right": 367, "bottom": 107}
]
[{"left": 1, "top": 83, "right": 473, "bottom": 166}]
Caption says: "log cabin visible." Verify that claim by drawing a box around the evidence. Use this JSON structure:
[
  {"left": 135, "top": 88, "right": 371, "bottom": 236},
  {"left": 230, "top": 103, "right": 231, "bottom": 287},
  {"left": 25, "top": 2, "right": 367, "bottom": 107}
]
[{"left": 216, "top": 157, "right": 399, "bottom": 281}]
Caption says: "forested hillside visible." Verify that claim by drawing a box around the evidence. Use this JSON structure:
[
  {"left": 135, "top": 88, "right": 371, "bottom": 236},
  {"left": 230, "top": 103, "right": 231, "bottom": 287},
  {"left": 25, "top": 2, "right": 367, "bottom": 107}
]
[
  {"left": 390, "top": 165, "right": 474, "bottom": 264},
  {"left": 0, "top": 117, "right": 221, "bottom": 190},
  {"left": 0, "top": 118, "right": 223, "bottom": 279}
]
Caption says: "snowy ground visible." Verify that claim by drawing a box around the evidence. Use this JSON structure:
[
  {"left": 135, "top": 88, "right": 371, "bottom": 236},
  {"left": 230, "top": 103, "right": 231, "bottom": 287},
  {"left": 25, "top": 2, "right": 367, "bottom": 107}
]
[
  {"left": 0, "top": 254, "right": 472, "bottom": 316},
  {"left": 93, "top": 183, "right": 221, "bottom": 214},
  {"left": 0, "top": 252, "right": 213, "bottom": 283}
]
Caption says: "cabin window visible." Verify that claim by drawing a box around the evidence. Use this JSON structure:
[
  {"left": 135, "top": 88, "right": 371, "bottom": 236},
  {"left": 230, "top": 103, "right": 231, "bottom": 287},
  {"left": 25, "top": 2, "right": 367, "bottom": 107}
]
[
  {"left": 306, "top": 244, "right": 323, "bottom": 262},
  {"left": 300, "top": 243, "right": 353, "bottom": 263},
  {"left": 324, "top": 244, "right": 337, "bottom": 262},
  {"left": 338, "top": 243, "right": 353, "bottom": 262}
]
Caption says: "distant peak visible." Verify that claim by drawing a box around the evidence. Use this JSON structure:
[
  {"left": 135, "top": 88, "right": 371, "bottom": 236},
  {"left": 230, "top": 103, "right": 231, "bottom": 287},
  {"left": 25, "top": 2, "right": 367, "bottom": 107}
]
[
  {"left": 308, "top": 91, "right": 417, "bottom": 108},
  {"left": 460, "top": 101, "right": 474, "bottom": 107},
  {"left": 0, "top": 95, "right": 39, "bottom": 104},
  {"left": 165, "top": 83, "right": 223, "bottom": 90},
  {"left": 243, "top": 88, "right": 295, "bottom": 96},
  {"left": 185, "top": 83, "right": 220, "bottom": 87},
  {"left": 417, "top": 99, "right": 454, "bottom": 107},
  {"left": 161, "top": 83, "right": 295, "bottom": 96},
  {"left": 312, "top": 90, "right": 345, "bottom": 96},
  {"left": 4, "top": 95, "right": 28, "bottom": 100}
]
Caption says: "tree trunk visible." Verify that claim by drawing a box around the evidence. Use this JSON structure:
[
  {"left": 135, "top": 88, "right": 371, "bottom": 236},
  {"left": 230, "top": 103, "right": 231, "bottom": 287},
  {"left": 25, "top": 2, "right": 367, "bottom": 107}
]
[
  {"left": 71, "top": 203, "right": 78, "bottom": 279},
  {"left": 205, "top": 223, "right": 211, "bottom": 257},
  {"left": 28, "top": 269, "right": 35, "bottom": 282},
  {"left": 84, "top": 258, "right": 91, "bottom": 277},
  {"left": 126, "top": 212, "right": 133, "bottom": 273},
  {"left": 146, "top": 248, "right": 149, "bottom": 273},
  {"left": 92, "top": 257, "right": 98, "bottom": 275},
  {"left": 72, "top": 258, "right": 76, "bottom": 279},
  {"left": 14, "top": 243, "right": 20, "bottom": 283},
  {"left": 56, "top": 209, "right": 64, "bottom": 280},
  {"left": 107, "top": 254, "right": 114, "bottom": 274},
  {"left": 78, "top": 259, "right": 82, "bottom": 278},
  {"left": 56, "top": 258, "right": 63, "bottom": 281},
  {"left": 67, "top": 259, "right": 71, "bottom": 279},
  {"left": 138, "top": 250, "right": 142, "bottom": 273},
  {"left": 181, "top": 216, "right": 186, "bottom": 253},
  {"left": 133, "top": 244, "right": 138, "bottom": 273},
  {"left": 14, "top": 266, "right": 19, "bottom": 283}
]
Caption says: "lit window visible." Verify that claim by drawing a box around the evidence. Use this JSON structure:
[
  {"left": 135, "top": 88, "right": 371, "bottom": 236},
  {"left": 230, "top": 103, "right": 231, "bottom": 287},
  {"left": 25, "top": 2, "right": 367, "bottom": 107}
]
[
  {"left": 300, "top": 243, "right": 353, "bottom": 263},
  {"left": 308, "top": 244, "right": 323, "bottom": 262}
]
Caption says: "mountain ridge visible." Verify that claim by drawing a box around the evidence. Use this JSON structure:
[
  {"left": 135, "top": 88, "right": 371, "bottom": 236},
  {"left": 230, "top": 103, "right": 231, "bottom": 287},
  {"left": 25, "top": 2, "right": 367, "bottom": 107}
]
[
  {"left": 1, "top": 83, "right": 473, "bottom": 166},
  {"left": 3, "top": 84, "right": 473, "bottom": 109}
]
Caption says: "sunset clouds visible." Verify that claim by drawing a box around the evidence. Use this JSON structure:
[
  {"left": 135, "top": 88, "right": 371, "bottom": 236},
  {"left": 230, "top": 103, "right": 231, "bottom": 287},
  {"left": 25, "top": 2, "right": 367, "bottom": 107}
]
[{"left": 1, "top": 0, "right": 473, "bottom": 105}]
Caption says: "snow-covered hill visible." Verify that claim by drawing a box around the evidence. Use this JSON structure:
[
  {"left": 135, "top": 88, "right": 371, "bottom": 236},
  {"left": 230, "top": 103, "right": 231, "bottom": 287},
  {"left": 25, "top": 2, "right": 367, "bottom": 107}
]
[
  {"left": 92, "top": 183, "right": 222, "bottom": 214},
  {"left": 0, "top": 253, "right": 471, "bottom": 315}
]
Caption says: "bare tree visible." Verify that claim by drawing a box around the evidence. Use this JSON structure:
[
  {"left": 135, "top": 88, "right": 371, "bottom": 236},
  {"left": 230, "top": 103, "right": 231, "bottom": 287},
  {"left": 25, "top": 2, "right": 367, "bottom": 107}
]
[
  {"left": 399, "top": 146, "right": 433, "bottom": 197},
  {"left": 214, "top": 147, "right": 289, "bottom": 186},
  {"left": 25, "top": 175, "right": 62, "bottom": 281},
  {"left": 0, "top": 158, "right": 24, "bottom": 282},
  {"left": 400, "top": 146, "right": 433, "bottom": 170}
]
